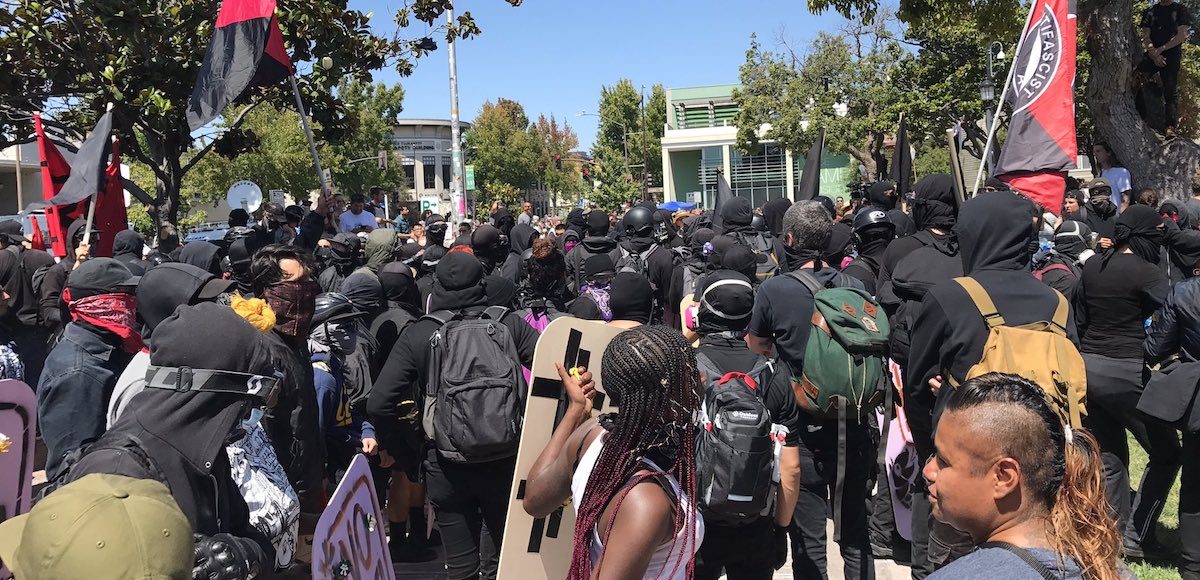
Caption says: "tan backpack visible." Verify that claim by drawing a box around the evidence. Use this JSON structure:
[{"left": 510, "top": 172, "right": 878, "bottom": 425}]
[{"left": 952, "top": 277, "right": 1087, "bottom": 428}]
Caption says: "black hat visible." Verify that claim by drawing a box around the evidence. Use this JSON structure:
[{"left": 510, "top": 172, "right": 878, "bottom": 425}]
[
  {"left": 397, "top": 242, "right": 423, "bottom": 265},
  {"left": 695, "top": 270, "right": 755, "bottom": 331},
  {"left": 436, "top": 250, "right": 485, "bottom": 291},
  {"left": 228, "top": 208, "right": 250, "bottom": 227},
  {"left": 265, "top": 202, "right": 287, "bottom": 223},
  {"left": 67, "top": 258, "right": 139, "bottom": 299},
  {"left": 471, "top": 224, "right": 502, "bottom": 252},
  {"left": 582, "top": 253, "right": 616, "bottom": 280},
  {"left": 284, "top": 205, "right": 305, "bottom": 222},
  {"left": 329, "top": 232, "right": 361, "bottom": 255},
  {"left": 0, "top": 220, "right": 27, "bottom": 244},
  {"left": 586, "top": 210, "right": 610, "bottom": 236},
  {"left": 424, "top": 213, "right": 446, "bottom": 227}
]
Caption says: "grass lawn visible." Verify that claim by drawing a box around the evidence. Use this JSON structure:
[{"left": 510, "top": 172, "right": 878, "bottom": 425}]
[{"left": 1126, "top": 432, "right": 1184, "bottom": 580}]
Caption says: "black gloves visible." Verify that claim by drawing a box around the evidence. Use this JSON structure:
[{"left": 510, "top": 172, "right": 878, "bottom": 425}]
[
  {"left": 773, "top": 524, "right": 789, "bottom": 570},
  {"left": 192, "top": 533, "right": 263, "bottom": 580}
]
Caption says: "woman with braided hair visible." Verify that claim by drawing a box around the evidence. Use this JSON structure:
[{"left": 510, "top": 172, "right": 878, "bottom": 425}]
[
  {"left": 524, "top": 325, "right": 704, "bottom": 579},
  {"left": 924, "top": 372, "right": 1121, "bottom": 580}
]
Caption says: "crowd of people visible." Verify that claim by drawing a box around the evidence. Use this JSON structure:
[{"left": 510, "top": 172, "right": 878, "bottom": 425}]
[{"left": 0, "top": 173, "right": 1194, "bottom": 580}]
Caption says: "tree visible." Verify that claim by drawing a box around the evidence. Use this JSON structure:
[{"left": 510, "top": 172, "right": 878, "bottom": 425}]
[
  {"left": 807, "top": 0, "right": 1200, "bottom": 198},
  {"left": 733, "top": 21, "right": 910, "bottom": 179},
  {"left": 464, "top": 98, "right": 540, "bottom": 208},
  {"left": 326, "top": 80, "right": 408, "bottom": 195},
  {"left": 588, "top": 80, "right": 666, "bottom": 202},
  {"left": 528, "top": 114, "right": 583, "bottom": 209},
  {"left": 0, "top": 0, "right": 519, "bottom": 225}
]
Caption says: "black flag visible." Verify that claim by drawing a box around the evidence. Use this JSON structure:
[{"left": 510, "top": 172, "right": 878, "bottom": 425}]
[
  {"left": 890, "top": 116, "right": 912, "bottom": 196},
  {"left": 47, "top": 111, "right": 112, "bottom": 207},
  {"left": 796, "top": 129, "right": 824, "bottom": 201}
]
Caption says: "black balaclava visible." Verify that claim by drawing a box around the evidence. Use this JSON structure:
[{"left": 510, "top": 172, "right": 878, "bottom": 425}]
[
  {"left": 425, "top": 214, "right": 449, "bottom": 247},
  {"left": 1088, "top": 191, "right": 1117, "bottom": 220},
  {"left": 226, "top": 238, "right": 259, "bottom": 296},
  {"left": 911, "top": 174, "right": 959, "bottom": 231},
  {"left": 491, "top": 209, "right": 515, "bottom": 236},
  {"left": 429, "top": 251, "right": 487, "bottom": 311},
  {"left": 694, "top": 270, "right": 754, "bottom": 335},
  {"left": 711, "top": 243, "right": 758, "bottom": 282},
  {"left": 1053, "top": 220, "right": 1093, "bottom": 262},
  {"left": 484, "top": 274, "right": 517, "bottom": 309},
  {"left": 379, "top": 262, "right": 421, "bottom": 316},
  {"left": 868, "top": 181, "right": 897, "bottom": 211},
  {"left": 956, "top": 190, "right": 1039, "bottom": 273},
  {"left": 1114, "top": 204, "right": 1164, "bottom": 265},
  {"left": 179, "top": 241, "right": 223, "bottom": 277},
  {"left": 718, "top": 196, "right": 754, "bottom": 234},
  {"left": 762, "top": 198, "right": 791, "bottom": 237},
  {"left": 509, "top": 224, "right": 538, "bottom": 258},
  {"left": 339, "top": 271, "right": 384, "bottom": 314},
  {"left": 823, "top": 222, "right": 854, "bottom": 265},
  {"left": 815, "top": 196, "right": 837, "bottom": 219},
  {"left": 566, "top": 209, "right": 588, "bottom": 238},
  {"left": 586, "top": 210, "right": 610, "bottom": 237},
  {"left": 609, "top": 271, "right": 653, "bottom": 324},
  {"left": 112, "top": 230, "right": 145, "bottom": 259}
]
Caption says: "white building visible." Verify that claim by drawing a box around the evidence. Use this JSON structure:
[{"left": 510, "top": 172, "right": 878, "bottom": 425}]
[
  {"left": 0, "top": 142, "right": 47, "bottom": 215},
  {"left": 390, "top": 119, "right": 471, "bottom": 206}
]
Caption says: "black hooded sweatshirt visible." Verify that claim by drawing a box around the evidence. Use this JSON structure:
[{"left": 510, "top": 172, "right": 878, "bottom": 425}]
[
  {"left": 370, "top": 263, "right": 420, "bottom": 378},
  {"left": 179, "top": 241, "right": 223, "bottom": 277},
  {"left": 39, "top": 219, "right": 89, "bottom": 332},
  {"left": 112, "top": 230, "right": 148, "bottom": 276},
  {"left": 367, "top": 252, "right": 538, "bottom": 455},
  {"left": 905, "top": 191, "right": 1077, "bottom": 461},
  {"left": 63, "top": 303, "right": 274, "bottom": 566},
  {"left": 565, "top": 215, "right": 618, "bottom": 292},
  {"left": 500, "top": 223, "right": 538, "bottom": 284},
  {"left": 607, "top": 235, "right": 676, "bottom": 325},
  {"left": 868, "top": 181, "right": 916, "bottom": 237}
]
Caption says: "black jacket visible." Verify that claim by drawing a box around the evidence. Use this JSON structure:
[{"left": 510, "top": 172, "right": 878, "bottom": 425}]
[
  {"left": 37, "top": 260, "right": 72, "bottom": 333},
  {"left": 565, "top": 235, "right": 617, "bottom": 291},
  {"left": 1148, "top": 276, "right": 1200, "bottom": 364},
  {"left": 112, "top": 230, "right": 149, "bottom": 277},
  {"left": 905, "top": 192, "right": 1077, "bottom": 461},
  {"left": 261, "top": 333, "right": 326, "bottom": 513},
  {"left": 607, "top": 237, "right": 676, "bottom": 324},
  {"left": 877, "top": 231, "right": 962, "bottom": 365}
]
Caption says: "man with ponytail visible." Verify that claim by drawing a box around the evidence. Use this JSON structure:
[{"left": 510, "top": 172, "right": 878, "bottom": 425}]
[
  {"left": 523, "top": 326, "right": 704, "bottom": 579},
  {"left": 924, "top": 372, "right": 1121, "bottom": 580}
]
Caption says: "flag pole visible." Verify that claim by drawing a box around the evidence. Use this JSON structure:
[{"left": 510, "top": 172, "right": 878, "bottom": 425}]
[
  {"left": 82, "top": 102, "right": 114, "bottom": 249},
  {"left": 289, "top": 74, "right": 332, "bottom": 213},
  {"left": 969, "top": 4, "right": 1038, "bottom": 197}
]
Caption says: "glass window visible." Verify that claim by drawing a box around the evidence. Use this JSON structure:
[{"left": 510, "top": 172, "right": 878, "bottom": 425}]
[
  {"left": 422, "top": 156, "right": 437, "bottom": 190},
  {"left": 403, "top": 163, "right": 415, "bottom": 189},
  {"left": 442, "top": 159, "right": 452, "bottom": 191}
]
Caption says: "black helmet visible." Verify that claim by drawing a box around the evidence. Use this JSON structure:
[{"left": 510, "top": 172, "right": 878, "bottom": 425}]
[
  {"left": 622, "top": 206, "right": 655, "bottom": 237},
  {"left": 751, "top": 213, "right": 768, "bottom": 232},
  {"left": 852, "top": 208, "right": 895, "bottom": 235},
  {"left": 223, "top": 226, "right": 256, "bottom": 244},
  {"left": 311, "top": 292, "right": 364, "bottom": 328}
]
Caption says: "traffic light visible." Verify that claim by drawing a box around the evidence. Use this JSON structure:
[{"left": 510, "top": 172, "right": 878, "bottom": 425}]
[
  {"left": 554, "top": 154, "right": 562, "bottom": 170},
  {"left": 581, "top": 165, "right": 591, "bottom": 183}
]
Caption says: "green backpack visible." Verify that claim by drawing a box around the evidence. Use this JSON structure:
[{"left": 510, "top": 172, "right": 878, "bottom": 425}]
[{"left": 787, "top": 270, "right": 890, "bottom": 419}]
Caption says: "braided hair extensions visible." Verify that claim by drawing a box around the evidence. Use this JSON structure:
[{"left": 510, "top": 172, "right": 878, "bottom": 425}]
[
  {"left": 945, "top": 373, "right": 1120, "bottom": 580},
  {"left": 568, "top": 326, "right": 701, "bottom": 580}
]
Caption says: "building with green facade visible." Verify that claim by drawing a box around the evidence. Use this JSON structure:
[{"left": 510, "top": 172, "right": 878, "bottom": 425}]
[{"left": 661, "top": 84, "right": 857, "bottom": 208}]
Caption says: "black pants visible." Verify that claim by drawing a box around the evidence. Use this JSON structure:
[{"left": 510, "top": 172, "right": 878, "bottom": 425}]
[
  {"left": 1138, "top": 49, "right": 1183, "bottom": 128},
  {"left": 695, "top": 519, "right": 776, "bottom": 580},
  {"left": 1180, "top": 432, "right": 1200, "bottom": 579},
  {"left": 1082, "top": 354, "right": 1181, "bottom": 548},
  {"left": 788, "top": 416, "right": 874, "bottom": 580},
  {"left": 424, "top": 451, "right": 515, "bottom": 580}
]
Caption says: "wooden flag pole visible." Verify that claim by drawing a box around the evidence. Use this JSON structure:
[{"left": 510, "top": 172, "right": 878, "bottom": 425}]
[
  {"left": 947, "top": 128, "right": 967, "bottom": 204},
  {"left": 970, "top": 3, "right": 1037, "bottom": 198},
  {"left": 289, "top": 74, "right": 332, "bottom": 217},
  {"left": 82, "top": 102, "right": 114, "bottom": 249}
]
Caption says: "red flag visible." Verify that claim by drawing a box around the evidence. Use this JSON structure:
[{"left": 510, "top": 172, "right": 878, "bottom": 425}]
[
  {"left": 28, "top": 215, "right": 46, "bottom": 251},
  {"left": 34, "top": 113, "right": 75, "bottom": 257},
  {"left": 91, "top": 138, "right": 129, "bottom": 258},
  {"left": 187, "top": 0, "right": 294, "bottom": 131},
  {"left": 994, "top": 0, "right": 1077, "bottom": 214}
]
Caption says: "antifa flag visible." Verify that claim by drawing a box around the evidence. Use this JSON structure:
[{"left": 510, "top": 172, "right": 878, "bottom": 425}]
[
  {"left": 187, "top": 0, "right": 294, "bottom": 131},
  {"left": 796, "top": 129, "right": 825, "bottom": 201},
  {"left": 994, "top": 0, "right": 1077, "bottom": 215},
  {"left": 890, "top": 117, "right": 912, "bottom": 196},
  {"left": 34, "top": 114, "right": 74, "bottom": 256}
]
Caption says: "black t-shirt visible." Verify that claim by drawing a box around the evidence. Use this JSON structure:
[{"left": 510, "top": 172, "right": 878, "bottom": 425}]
[
  {"left": 1076, "top": 252, "right": 1171, "bottom": 359},
  {"left": 697, "top": 336, "right": 801, "bottom": 446},
  {"left": 1142, "top": 2, "right": 1191, "bottom": 54},
  {"left": 748, "top": 266, "right": 865, "bottom": 375}
]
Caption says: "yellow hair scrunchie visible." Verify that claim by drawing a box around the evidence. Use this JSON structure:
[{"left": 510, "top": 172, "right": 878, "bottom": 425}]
[{"left": 230, "top": 293, "right": 276, "bottom": 333}]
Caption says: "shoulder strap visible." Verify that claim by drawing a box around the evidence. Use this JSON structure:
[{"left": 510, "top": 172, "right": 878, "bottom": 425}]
[
  {"left": 422, "top": 310, "right": 455, "bottom": 326},
  {"left": 694, "top": 351, "right": 723, "bottom": 384},
  {"left": 1049, "top": 289, "right": 1069, "bottom": 334},
  {"left": 786, "top": 270, "right": 824, "bottom": 295},
  {"left": 954, "top": 277, "right": 1006, "bottom": 328},
  {"left": 483, "top": 305, "right": 510, "bottom": 321},
  {"left": 978, "top": 542, "right": 1060, "bottom": 580}
]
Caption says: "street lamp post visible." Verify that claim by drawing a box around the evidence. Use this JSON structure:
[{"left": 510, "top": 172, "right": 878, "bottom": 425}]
[
  {"left": 979, "top": 41, "right": 1004, "bottom": 175},
  {"left": 577, "top": 111, "right": 629, "bottom": 173}
]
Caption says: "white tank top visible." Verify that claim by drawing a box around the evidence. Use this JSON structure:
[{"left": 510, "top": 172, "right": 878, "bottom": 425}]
[{"left": 571, "top": 431, "right": 704, "bottom": 579}]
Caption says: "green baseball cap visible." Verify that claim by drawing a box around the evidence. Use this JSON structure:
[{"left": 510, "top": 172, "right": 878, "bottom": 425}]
[{"left": 0, "top": 474, "right": 193, "bottom": 579}]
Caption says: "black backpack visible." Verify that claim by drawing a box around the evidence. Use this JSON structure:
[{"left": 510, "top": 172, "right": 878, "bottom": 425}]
[
  {"left": 732, "top": 231, "right": 781, "bottom": 282},
  {"left": 422, "top": 306, "right": 525, "bottom": 463},
  {"left": 694, "top": 351, "right": 784, "bottom": 526},
  {"left": 614, "top": 243, "right": 658, "bottom": 278}
]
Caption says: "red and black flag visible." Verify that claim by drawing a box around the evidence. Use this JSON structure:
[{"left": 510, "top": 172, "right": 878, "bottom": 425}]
[
  {"left": 994, "top": 0, "right": 1077, "bottom": 214},
  {"left": 34, "top": 113, "right": 74, "bottom": 256},
  {"left": 796, "top": 128, "right": 825, "bottom": 201},
  {"left": 187, "top": 0, "right": 294, "bottom": 131},
  {"left": 48, "top": 111, "right": 113, "bottom": 208}
]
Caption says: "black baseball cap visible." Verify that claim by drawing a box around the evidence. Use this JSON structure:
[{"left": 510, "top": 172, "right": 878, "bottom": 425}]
[
  {"left": 0, "top": 220, "right": 27, "bottom": 244},
  {"left": 67, "top": 258, "right": 140, "bottom": 299},
  {"left": 265, "top": 202, "right": 287, "bottom": 223}
]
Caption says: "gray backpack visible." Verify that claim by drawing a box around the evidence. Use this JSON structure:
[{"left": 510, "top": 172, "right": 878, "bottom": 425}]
[
  {"left": 422, "top": 306, "right": 526, "bottom": 463},
  {"left": 694, "top": 351, "right": 785, "bottom": 526}
]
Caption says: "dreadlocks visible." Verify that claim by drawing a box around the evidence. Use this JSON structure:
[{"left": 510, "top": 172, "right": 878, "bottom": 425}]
[{"left": 568, "top": 325, "right": 701, "bottom": 580}]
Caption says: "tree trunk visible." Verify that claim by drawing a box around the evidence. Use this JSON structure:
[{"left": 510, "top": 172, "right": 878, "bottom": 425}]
[
  {"left": 148, "top": 134, "right": 184, "bottom": 230},
  {"left": 1083, "top": 0, "right": 1200, "bottom": 200}
]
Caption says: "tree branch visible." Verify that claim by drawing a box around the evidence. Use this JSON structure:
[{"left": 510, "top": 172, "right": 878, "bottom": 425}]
[{"left": 180, "top": 100, "right": 263, "bottom": 174}]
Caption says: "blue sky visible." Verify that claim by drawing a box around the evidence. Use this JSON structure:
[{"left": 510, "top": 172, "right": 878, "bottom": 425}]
[{"left": 348, "top": 0, "right": 849, "bottom": 149}]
